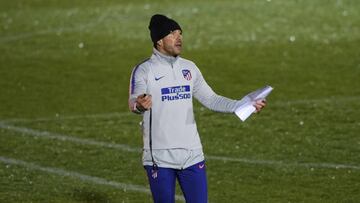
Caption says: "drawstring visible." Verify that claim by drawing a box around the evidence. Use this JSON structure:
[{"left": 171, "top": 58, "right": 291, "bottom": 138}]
[{"left": 149, "top": 108, "right": 158, "bottom": 171}]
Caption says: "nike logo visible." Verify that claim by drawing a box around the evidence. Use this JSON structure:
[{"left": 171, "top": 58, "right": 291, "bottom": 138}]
[
  {"left": 151, "top": 171, "right": 158, "bottom": 179},
  {"left": 155, "top": 76, "right": 165, "bottom": 81},
  {"left": 199, "top": 164, "right": 205, "bottom": 169}
]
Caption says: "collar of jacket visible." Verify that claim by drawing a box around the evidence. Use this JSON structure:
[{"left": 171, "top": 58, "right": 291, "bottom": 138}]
[{"left": 153, "top": 48, "right": 179, "bottom": 66}]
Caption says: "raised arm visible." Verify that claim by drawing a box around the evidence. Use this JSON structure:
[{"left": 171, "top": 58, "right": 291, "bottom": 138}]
[
  {"left": 128, "top": 63, "right": 151, "bottom": 114},
  {"left": 193, "top": 67, "right": 239, "bottom": 113}
]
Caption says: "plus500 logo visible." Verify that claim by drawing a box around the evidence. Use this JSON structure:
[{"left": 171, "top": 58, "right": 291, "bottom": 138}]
[{"left": 161, "top": 85, "right": 191, "bottom": 101}]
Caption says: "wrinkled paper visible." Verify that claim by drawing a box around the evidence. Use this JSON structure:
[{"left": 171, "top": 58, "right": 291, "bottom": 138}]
[{"left": 235, "top": 85, "right": 273, "bottom": 121}]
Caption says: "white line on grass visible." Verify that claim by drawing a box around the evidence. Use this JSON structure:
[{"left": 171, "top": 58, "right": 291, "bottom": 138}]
[
  {"left": 272, "top": 96, "right": 360, "bottom": 106},
  {"left": 1, "top": 122, "right": 359, "bottom": 171},
  {"left": 2, "top": 112, "right": 132, "bottom": 124},
  {"left": 0, "top": 156, "right": 185, "bottom": 201},
  {"left": 0, "top": 122, "right": 139, "bottom": 153},
  {"left": 206, "top": 155, "right": 360, "bottom": 170},
  {"left": 0, "top": 12, "right": 108, "bottom": 44},
  {"left": 2, "top": 96, "right": 359, "bottom": 124}
]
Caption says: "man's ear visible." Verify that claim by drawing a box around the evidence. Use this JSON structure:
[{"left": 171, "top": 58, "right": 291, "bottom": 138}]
[{"left": 157, "top": 39, "right": 163, "bottom": 47}]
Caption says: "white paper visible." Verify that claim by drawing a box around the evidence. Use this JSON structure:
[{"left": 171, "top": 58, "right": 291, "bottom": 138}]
[{"left": 235, "top": 85, "right": 273, "bottom": 121}]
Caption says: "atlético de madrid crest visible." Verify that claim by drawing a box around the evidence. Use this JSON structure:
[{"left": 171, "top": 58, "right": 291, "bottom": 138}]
[{"left": 182, "top": 69, "right": 192, "bottom": 81}]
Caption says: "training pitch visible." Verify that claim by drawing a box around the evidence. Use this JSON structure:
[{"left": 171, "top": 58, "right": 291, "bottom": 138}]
[{"left": 0, "top": 0, "right": 359, "bottom": 202}]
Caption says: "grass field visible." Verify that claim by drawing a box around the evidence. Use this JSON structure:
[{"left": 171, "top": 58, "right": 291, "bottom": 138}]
[{"left": 1, "top": 0, "right": 360, "bottom": 202}]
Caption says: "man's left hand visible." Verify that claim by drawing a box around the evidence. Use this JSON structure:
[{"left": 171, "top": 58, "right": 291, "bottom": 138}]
[{"left": 254, "top": 100, "right": 267, "bottom": 113}]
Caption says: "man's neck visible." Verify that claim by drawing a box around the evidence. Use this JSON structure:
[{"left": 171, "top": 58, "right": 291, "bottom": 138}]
[
  {"left": 153, "top": 48, "right": 178, "bottom": 65},
  {"left": 156, "top": 47, "right": 178, "bottom": 57}
]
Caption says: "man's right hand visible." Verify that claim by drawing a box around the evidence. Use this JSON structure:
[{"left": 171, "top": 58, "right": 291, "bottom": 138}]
[{"left": 136, "top": 94, "right": 152, "bottom": 111}]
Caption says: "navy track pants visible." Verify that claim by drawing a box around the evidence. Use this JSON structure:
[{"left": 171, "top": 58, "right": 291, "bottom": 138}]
[{"left": 144, "top": 161, "right": 208, "bottom": 203}]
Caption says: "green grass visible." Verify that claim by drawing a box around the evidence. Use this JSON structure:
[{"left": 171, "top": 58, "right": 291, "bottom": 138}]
[{"left": 1, "top": 0, "right": 360, "bottom": 202}]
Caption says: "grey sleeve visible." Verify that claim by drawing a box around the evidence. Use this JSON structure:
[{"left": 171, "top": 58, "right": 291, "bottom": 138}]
[
  {"left": 193, "top": 67, "right": 239, "bottom": 113},
  {"left": 128, "top": 65, "right": 147, "bottom": 113}
]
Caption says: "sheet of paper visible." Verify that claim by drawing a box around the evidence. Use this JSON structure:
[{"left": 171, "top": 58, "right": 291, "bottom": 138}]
[
  {"left": 235, "top": 104, "right": 256, "bottom": 121},
  {"left": 235, "top": 85, "right": 273, "bottom": 121}
]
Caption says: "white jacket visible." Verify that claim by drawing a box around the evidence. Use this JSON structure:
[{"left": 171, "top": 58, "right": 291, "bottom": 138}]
[{"left": 129, "top": 48, "right": 239, "bottom": 168}]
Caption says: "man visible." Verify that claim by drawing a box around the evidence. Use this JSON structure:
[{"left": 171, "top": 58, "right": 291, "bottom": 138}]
[{"left": 128, "top": 14, "right": 266, "bottom": 203}]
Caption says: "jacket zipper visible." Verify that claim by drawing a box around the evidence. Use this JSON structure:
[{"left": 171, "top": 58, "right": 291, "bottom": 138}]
[{"left": 171, "top": 63, "right": 176, "bottom": 80}]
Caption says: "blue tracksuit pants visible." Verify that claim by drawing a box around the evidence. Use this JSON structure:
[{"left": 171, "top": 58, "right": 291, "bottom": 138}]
[{"left": 144, "top": 161, "right": 207, "bottom": 203}]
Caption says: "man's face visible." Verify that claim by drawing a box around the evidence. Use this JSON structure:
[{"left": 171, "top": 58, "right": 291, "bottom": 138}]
[{"left": 157, "top": 29, "right": 182, "bottom": 57}]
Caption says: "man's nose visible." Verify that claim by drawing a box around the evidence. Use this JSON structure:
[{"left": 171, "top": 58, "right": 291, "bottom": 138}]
[{"left": 177, "top": 33, "right": 182, "bottom": 41}]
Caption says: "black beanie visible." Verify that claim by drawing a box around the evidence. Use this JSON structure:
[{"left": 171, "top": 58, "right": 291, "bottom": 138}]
[{"left": 148, "top": 14, "right": 182, "bottom": 44}]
